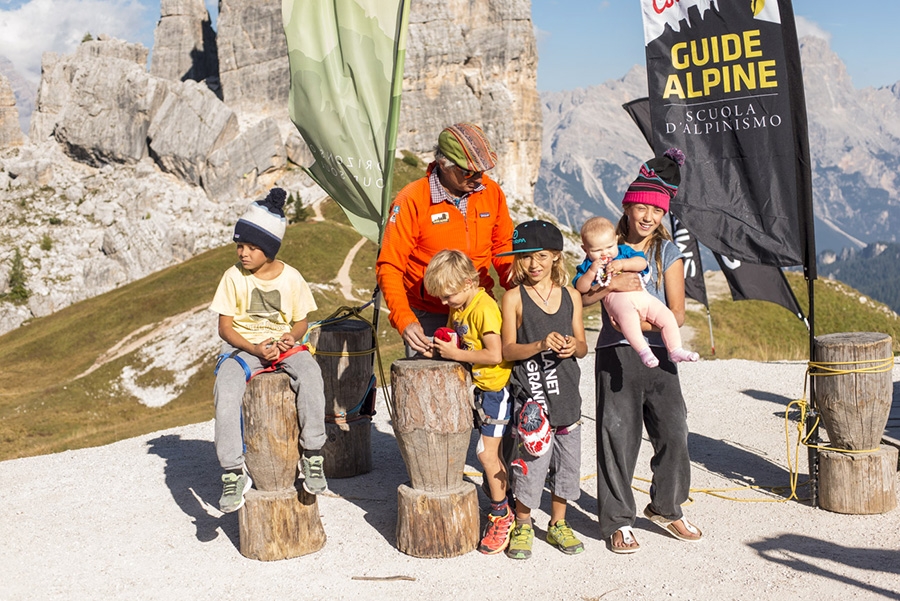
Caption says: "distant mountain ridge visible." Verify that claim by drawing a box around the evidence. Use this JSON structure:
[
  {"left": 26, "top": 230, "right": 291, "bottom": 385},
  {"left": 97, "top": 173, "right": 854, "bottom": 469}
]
[
  {"left": 536, "top": 36, "right": 900, "bottom": 256},
  {"left": 819, "top": 242, "right": 900, "bottom": 315}
]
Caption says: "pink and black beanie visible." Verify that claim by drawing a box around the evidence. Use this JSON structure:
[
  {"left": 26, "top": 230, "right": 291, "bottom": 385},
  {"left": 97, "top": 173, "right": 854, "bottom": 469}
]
[
  {"left": 233, "top": 187, "right": 287, "bottom": 259},
  {"left": 621, "top": 148, "right": 685, "bottom": 213}
]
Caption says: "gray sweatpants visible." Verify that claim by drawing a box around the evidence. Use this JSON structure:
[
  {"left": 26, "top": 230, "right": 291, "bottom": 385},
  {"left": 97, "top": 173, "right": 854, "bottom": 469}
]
[
  {"left": 595, "top": 345, "right": 691, "bottom": 539},
  {"left": 213, "top": 342, "right": 327, "bottom": 471}
]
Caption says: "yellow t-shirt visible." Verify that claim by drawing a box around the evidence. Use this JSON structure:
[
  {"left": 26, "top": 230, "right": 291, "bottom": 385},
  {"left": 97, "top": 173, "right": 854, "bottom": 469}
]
[
  {"left": 449, "top": 288, "right": 512, "bottom": 392},
  {"left": 209, "top": 262, "right": 317, "bottom": 345}
]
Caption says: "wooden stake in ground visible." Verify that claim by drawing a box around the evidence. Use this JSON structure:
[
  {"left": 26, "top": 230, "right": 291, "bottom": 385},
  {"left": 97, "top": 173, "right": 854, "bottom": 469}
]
[{"left": 391, "top": 359, "right": 479, "bottom": 558}]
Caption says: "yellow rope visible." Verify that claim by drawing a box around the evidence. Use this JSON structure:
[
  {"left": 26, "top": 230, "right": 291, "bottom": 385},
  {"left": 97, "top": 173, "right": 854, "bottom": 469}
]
[
  {"left": 463, "top": 356, "right": 896, "bottom": 506},
  {"left": 302, "top": 303, "right": 394, "bottom": 420}
]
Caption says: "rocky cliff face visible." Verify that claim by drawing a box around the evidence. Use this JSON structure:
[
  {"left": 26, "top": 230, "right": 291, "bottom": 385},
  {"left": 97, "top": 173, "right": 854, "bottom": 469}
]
[
  {"left": 536, "top": 36, "right": 900, "bottom": 254},
  {"left": 0, "top": 0, "right": 542, "bottom": 335},
  {"left": 150, "top": 0, "right": 219, "bottom": 85},
  {"left": 400, "top": 0, "right": 541, "bottom": 201},
  {"left": 0, "top": 73, "right": 23, "bottom": 149}
]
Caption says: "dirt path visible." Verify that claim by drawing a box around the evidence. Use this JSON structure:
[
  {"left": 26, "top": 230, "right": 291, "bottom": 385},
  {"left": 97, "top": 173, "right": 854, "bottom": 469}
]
[{"left": 333, "top": 237, "right": 368, "bottom": 303}]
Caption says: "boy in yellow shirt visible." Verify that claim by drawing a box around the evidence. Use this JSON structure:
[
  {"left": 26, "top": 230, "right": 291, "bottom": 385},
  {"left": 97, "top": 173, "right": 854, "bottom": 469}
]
[{"left": 423, "top": 249, "right": 514, "bottom": 555}]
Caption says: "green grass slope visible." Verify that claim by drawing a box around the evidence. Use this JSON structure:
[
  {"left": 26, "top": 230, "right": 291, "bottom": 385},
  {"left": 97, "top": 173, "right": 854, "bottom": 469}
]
[
  {"left": 0, "top": 201, "right": 404, "bottom": 461},
  {"left": 685, "top": 273, "right": 900, "bottom": 360}
]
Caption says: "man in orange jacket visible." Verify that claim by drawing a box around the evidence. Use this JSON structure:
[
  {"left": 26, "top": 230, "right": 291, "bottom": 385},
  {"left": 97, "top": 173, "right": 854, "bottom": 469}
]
[{"left": 376, "top": 123, "right": 514, "bottom": 355}]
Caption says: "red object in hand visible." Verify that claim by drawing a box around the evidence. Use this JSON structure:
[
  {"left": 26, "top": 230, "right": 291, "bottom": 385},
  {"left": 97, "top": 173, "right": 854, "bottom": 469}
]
[{"left": 433, "top": 327, "right": 461, "bottom": 348}]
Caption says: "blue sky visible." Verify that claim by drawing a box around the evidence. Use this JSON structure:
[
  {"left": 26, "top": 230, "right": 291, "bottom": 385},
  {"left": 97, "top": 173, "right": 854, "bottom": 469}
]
[
  {"left": 531, "top": 1, "right": 900, "bottom": 91},
  {"left": 1, "top": 0, "right": 897, "bottom": 92}
]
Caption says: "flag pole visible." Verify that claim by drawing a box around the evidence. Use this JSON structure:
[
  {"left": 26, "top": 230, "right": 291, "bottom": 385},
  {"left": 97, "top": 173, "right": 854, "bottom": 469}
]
[{"left": 806, "top": 277, "right": 818, "bottom": 506}]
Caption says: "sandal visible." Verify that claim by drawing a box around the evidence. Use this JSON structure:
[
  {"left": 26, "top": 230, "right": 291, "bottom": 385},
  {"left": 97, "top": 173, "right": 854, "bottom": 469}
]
[
  {"left": 643, "top": 505, "right": 703, "bottom": 542},
  {"left": 608, "top": 526, "right": 640, "bottom": 554}
]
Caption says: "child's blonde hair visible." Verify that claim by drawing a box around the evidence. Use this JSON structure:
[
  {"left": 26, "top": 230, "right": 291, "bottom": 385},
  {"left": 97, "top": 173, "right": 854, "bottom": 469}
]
[
  {"left": 424, "top": 249, "right": 479, "bottom": 297},
  {"left": 509, "top": 251, "right": 569, "bottom": 288},
  {"left": 580, "top": 216, "right": 616, "bottom": 242}
]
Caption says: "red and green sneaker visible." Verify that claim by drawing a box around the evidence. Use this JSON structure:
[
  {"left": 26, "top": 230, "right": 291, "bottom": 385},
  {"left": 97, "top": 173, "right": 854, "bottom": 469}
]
[{"left": 478, "top": 509, "right": 515, "bottom": 555}]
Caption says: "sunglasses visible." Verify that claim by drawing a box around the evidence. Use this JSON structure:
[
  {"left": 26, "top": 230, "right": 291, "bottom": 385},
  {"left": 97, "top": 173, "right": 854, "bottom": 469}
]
[{"left": 454, "top": 164, "right": 484, "bottom": 179}]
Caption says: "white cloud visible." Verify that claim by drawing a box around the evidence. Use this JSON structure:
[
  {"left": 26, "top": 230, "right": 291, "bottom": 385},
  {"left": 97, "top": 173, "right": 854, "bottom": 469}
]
[
  {"left": 794, "top": 15, "right": 832, "bottom": 43},
  {"left": 0, "top": 0, "right": 151, "bottom": 85}
]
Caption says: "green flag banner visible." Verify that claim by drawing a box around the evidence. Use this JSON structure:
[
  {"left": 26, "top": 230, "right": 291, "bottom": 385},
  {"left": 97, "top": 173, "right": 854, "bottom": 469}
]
[{"left": 282, "top": 0, "right": 410, "bottom": 243}]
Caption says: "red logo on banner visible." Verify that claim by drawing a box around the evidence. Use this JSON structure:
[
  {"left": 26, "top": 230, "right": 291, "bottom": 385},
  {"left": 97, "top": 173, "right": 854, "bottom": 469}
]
[{"left": 653, "top": 0, "right": 680, "bottom": 14}]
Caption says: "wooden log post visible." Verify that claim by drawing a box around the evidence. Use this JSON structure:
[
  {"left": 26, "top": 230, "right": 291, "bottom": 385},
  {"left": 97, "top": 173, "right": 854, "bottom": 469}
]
[
  {"left": 814, "top": 332, "right": 897, "bottom": 514},
  {"left": 238, "top": 372, "right": 326, "bottom": 560},
  {"left": 390, "top": 359, "right": 479, "bottom": 558},
  {"left": 309, "top": 320, "right": 374, "bottom": 478}
]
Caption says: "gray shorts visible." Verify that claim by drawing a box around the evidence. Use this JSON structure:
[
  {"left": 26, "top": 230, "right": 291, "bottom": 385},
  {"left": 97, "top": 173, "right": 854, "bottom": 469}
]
[{"left": 509, "top": 423, "right": 582, "bottom": 510}]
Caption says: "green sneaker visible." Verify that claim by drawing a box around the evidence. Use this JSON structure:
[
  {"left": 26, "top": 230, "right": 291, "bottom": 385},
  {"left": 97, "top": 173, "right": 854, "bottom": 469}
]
[
  {"left": 546, "top": 519, "right": 584, "bottom": 555},
  {"left": 506, "top": 522, "right": 534, "bottom": 560},
  {"left": 219, "top": 471, "right": 252, "bottom": 513},
  {"left": 300, "top": 455, "right": 328, "bottom": 495}
]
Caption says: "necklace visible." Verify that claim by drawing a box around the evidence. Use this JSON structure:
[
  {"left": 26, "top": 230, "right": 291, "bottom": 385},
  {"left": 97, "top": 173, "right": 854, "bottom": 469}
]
[{"left": 528, "top": 284, "right": 554, "bottom": 306}]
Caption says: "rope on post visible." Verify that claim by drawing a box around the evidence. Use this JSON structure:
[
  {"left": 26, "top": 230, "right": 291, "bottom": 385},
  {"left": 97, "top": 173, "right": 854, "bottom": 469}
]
[{"left": 302, "top": 298, "right": 395, "bottom": 420}]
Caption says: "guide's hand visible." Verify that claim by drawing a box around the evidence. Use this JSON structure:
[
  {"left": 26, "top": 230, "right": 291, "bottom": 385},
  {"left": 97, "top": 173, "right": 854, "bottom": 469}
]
[{"left": 402, "top": 322, "right": 431, "bottom": 354}]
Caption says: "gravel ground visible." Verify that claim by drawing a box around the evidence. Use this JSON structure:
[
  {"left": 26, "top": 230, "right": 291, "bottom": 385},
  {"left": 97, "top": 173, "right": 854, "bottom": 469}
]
[{"left": 3, "top": 356, "right": 899, "bottom": 601}]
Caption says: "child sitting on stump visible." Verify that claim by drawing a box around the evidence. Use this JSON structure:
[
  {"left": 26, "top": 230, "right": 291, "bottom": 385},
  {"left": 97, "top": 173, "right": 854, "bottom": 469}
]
[{"left": 209, "top": 187, "right": 328, "bottom": 513}]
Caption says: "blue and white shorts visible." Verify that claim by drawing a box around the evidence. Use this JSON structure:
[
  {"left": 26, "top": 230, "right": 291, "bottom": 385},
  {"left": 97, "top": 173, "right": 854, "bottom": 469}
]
[{"left": 475, "top": 387, "right": 511, "bottom": 438}]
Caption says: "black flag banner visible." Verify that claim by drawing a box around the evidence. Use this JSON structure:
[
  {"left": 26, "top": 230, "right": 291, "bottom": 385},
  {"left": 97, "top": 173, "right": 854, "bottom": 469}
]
[
  {"left": 715, "top": 254, "right": 807, "bottom": 323},
  {"left": 640, "top": 0, "right": 816, "bottom": 277},
  {"left": 670, "top": 213, "right": 708, "bottom": 307},
  {"left": 624, "top": 96, "right": 806, "bottom": 319}
]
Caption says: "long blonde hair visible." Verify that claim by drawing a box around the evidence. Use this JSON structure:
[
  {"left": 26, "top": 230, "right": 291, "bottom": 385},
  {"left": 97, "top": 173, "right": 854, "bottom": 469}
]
[
  {"left": 616, "top": 212, "right": 673, "bottom": 289},
  {"left": 508, "top": 251, "right": 569, "bottom": 288}
]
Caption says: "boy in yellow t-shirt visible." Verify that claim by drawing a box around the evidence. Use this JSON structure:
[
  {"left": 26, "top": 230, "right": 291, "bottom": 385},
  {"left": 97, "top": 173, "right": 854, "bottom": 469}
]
[
  {"left": 423, "top": 249, "right": 514, "bottom": 555},
  {"left": 209, "top": 188, "right": 327, "bottom": 514}
]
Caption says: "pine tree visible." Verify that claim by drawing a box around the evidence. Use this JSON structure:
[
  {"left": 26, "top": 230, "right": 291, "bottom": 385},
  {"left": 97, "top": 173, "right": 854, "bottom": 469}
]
[{"left": 3, "top": 249, "right": 30, "bottom": 305}]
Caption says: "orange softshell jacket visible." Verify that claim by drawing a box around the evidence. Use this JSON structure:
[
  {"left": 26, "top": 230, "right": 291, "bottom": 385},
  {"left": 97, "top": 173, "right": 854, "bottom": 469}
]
[{"left": 376, "top": 166, "right": 514, "bottom": 334}]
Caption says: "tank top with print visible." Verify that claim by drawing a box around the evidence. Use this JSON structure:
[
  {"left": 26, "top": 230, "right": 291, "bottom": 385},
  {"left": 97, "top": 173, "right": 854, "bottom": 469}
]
[{"left": 511, "top": 285, "right": 582, "bottom": 427}]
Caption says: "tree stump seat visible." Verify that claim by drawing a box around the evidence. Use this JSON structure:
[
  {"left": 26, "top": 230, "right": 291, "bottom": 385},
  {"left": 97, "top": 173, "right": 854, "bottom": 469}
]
[
  {"left": 238, "top": 372, "right": 326, "bottom": 560},
  {"left": 814, "top": 332, "right": 897, "bottom": 514},
  {"left": 390, "top": 359, "right": 479, "bottom": 558},
  {"left": 309, "top": 319, "right": 375, "bottom": 478}
]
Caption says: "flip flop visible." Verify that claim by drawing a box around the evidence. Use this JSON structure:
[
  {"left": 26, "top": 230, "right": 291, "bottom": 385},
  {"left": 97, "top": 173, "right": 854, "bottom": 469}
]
[
  {"left": 643, "top": 505, "right": 703, "bottom": 542},
  {"left": 608, "top": 526, "right": 640, "bottom": 554}
]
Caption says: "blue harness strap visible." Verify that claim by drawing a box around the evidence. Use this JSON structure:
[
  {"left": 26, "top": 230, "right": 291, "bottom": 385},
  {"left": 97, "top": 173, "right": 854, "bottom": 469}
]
[{"left": 215, "top": 351, "right": 252, "bottom": 382}]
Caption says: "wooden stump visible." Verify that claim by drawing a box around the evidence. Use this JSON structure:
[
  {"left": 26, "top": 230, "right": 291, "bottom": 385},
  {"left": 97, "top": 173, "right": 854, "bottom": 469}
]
[
  {"left": 396, "top": 482, "right": 479, "bottom": 558},
  {"left": 242, "top": 372, "right": 300, "bottom": 491},
  {"left": 238, "top": 486, "right": 327, "bottom": 560},
  {"left": 814, "top": 332, "right": 897, "bottom": 514},
  {"left": 819, "top": 447, "right": 898, "bottom": 514},
  {"left": 309, "top": 320, "right": 374, "bottom": 478},
  {"left": 391, "top": 359, "right": 478, "bottom": 557},
  {"left": 238, "top": 372, "right": 325, "bottom": 560},
  {"left": 814, "top": 332, "right": 893, "bottom": 450},
  {"left": 321, "top": 420, "right": 371, "bottom": 479}
]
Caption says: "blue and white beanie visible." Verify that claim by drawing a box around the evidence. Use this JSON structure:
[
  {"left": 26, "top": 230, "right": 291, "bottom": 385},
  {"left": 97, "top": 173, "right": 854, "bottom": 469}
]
[{"left": 233, "top": 188, "right": 287, "bottom": 259}]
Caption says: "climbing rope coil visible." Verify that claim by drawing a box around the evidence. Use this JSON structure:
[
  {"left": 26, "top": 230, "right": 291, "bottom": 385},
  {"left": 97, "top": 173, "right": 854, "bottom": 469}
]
[{"left": 676, "top": 356, "right": 896, "bottom": 504}]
